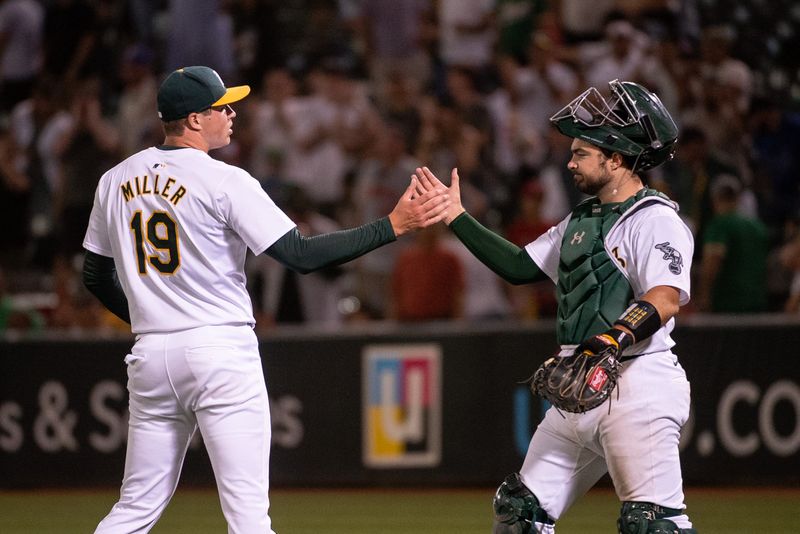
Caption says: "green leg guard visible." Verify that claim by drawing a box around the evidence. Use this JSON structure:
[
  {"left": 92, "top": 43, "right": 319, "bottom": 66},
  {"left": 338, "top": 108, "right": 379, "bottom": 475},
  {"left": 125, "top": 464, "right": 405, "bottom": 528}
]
[
  {"left": 492, "top": 473, "right": 553, "bottom": 534},
  {"left": 618, "top": 501, "right": 697, "bottom": 534}
]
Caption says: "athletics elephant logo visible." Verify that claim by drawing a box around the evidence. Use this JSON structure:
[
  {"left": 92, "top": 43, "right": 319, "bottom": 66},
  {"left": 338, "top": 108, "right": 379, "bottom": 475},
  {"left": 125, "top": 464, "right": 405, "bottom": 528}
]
[{"left": 655, "top": 242, "right": 683, "bottom": 275}]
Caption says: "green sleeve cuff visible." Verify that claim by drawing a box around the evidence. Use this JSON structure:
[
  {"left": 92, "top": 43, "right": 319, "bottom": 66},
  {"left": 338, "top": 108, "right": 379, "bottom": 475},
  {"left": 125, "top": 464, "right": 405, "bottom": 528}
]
[{"left": 449, "top": 212, "right": 546, "bottom": 285}]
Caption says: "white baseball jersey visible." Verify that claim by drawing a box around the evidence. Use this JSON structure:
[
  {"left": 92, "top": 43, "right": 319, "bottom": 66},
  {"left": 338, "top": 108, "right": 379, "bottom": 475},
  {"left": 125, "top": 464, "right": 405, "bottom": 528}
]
[
  {"left": 83, "top": 146, "right": 296, "bottom": 334},
  {"left": 524, "top": 197, "right": 694, "bottom": 354}
]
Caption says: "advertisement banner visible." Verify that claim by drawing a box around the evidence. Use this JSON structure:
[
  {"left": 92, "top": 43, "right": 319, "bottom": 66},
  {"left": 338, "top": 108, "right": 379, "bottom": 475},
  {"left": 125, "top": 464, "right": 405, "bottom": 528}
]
[
  {"left": 1, "top": 321, "right": 798, "bottom": 488},
  {"left": 362, "top": 344, "right": 442, "bottom": 468}
]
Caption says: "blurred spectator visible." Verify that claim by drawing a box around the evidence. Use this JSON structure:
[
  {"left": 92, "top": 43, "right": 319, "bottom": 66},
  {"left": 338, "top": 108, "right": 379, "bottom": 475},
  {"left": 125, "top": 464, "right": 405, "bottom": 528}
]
[
  {"left": 536, "top": 127, "right": 580, "bottom": 222},
  {"left": 390, "top": 224, "right": 464, "bottom": 321},
  {"left": 320, "top": 58, "right": 381, "bottom": 167},
  {"left": 356, "top": 0, "right": 434, "bottom": 104},
  {"left": 92, "top": 0, "right": 129, "bottom": 87},
  {"left": 229, "top": 0, "right": 285, "bottom": 87},
  {"left": 504, "top": 179, "right": 552, "bottom": 248},
  {"left": 487, "top": 36, "right": 578, "bottom": 179},
  {"left": 635, "top": 31, "right": 681, "bottom": 116},
  {"left": 441, "top": 230, "right": 512, "bottom": 320},
  {"left": 128, "top": 0, "right": 158, "bottom": 44},
  {"left": 616, "top": 0, "right": 701, "bottom": 56},
  {"left": 242, "top": 67, "right": 304, "bottom": 186},
  {"left": 495, "top": 0, "right": 548, "bottom": 63},
  {"left": 557, "top": 0, "right": 615, "bottom": 42},
  {"left": 444, "top": 66, "right": 493, "bottom": 163},
  {"left": 303, "top": 1, "right": 360, "bottom": 72},
  {"left": 571, "top": 16, "right": 651, "bottom": 89},
  {"left": 444, "top": 66, "right": 489, "bottom": 129},
  {"left": 657, "top": 126, "right": 741, "bottom": 243},
  {"left": 8, "top": 76, "right": 73, "bottom": 270},
  {"left": 782, "top": 266, "right": 800, "bottom": 313},
  {"left": 748, "top": 96, "right": 800, "bottom": 234},
  {"left": 437, "top": 0, "right": 496, "bottom": 84},
  {"left": 487, "top": 54, "right": 542, "bottom": 180},
  {"left": 48, "top": 254, "right": 107, "bottom": 331},
  {"left": 55, "top": 76, "right": 120, "bottom": 260},
  {"left": 115, "top": 43, "right": 160, "bottom": 158},
  {"left": 523, "top": 31, "right": 579, "bottom": 132},
  {"left": 347, "top": 119, "right": 420, "bottom": 317},
  {"left": 696, "top": 175, "right": 768, "bottom": 313},
  {"left": 416, "top": 96, "right": 491, "bottom": 221},
  {"left": 0, "top": 265, "right": 44, "bottom": 335},
  {"left": 0, "top": 0, "right": 43, "bottom": 114},
  {"left": 503, "top": 179, "right": 558, "bottom": 318},
  {"left": 677, "top": 25, "right": 753, "bottom": 179},
  {"left": 164, "top": 0, "right": 236, "bottom": 78},
  {"left": 699, "top": 25, "right": 753, "bottom": 114},
  {"left": 375, "top": 71, "right": 423, "bottom": 153},
  {"left": 0, "top": 120, "right": 30, "bottom": 266},
  {"left": 247, "top": 185, "right": 348, "bottom": 330},
  {"left": 0, "top": 0, "right": 798, "bottom": 330},
  {"left": 778, "top": 217, "right": 800, "bottom": 313},
  {"left": 42, "top": 0, "right": 98, "bottom": 87},
  {"left": 281, "top": 59, "right": 379, "bottom": 214}
]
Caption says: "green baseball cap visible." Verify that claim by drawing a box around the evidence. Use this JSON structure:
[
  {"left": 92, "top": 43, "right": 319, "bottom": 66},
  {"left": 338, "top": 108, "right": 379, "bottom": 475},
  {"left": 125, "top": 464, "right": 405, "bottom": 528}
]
[{"left": 157, "top": 66, "right": 250, "bottom": 121}]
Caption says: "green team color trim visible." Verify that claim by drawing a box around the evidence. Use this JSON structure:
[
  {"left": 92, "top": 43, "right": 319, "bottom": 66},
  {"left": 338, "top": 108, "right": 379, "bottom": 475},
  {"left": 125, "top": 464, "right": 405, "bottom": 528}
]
[
  {"left": 266, "top": 217, "right": 396, "bottom": 274},
  {"left": 448, "top": 212, "right": 546, "bottom": 285},
  {"left": 557, "top": 188, "right": 672, "bottom": 344}
]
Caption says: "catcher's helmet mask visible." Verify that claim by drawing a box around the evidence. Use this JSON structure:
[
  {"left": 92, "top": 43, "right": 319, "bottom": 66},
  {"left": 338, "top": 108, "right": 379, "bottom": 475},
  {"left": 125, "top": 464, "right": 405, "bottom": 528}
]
[{"left": 550, "top": 79, "right": 678, "bottom": 172}]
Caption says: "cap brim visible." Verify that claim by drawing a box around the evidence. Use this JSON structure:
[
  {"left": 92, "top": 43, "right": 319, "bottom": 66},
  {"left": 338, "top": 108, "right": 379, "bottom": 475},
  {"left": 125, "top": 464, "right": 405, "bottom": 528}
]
[{"left": 213, "top": 85, "right": 250, "bottom": 106}]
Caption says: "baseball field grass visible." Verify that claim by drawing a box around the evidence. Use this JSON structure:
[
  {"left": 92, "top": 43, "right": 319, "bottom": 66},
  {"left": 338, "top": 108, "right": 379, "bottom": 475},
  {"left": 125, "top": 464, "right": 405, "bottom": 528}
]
[{"left": 1, "top": 487, "right": 796, "bottom": 533}]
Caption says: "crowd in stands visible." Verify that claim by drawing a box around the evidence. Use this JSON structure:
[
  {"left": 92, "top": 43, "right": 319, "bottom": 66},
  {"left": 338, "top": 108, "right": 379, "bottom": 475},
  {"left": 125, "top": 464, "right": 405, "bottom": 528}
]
[{"left": 2, "top": 0, "right": 800, "bottom": 336}]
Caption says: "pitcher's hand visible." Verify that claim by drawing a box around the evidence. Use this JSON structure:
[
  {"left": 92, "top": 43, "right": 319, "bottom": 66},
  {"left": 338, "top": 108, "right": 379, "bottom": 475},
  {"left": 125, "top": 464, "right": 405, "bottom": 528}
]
[{"left": 388, "top": 177, "right": 450, "bottom": 236}]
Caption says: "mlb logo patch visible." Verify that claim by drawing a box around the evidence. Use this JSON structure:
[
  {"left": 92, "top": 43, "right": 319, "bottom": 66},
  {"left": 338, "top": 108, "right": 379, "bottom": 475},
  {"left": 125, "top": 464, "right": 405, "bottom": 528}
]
[
  {"left": 587, "top": 367, "right": 608, "bottom": 392},
  {"left": 362, "top": 344, "right": 442, "bottom": 468}
]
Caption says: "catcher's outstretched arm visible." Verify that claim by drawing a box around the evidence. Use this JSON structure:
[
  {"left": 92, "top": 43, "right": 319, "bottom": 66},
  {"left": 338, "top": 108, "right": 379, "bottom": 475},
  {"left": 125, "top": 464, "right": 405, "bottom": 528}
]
[{"left": 448, "top": 212, "right": 548, "bottom": 285}]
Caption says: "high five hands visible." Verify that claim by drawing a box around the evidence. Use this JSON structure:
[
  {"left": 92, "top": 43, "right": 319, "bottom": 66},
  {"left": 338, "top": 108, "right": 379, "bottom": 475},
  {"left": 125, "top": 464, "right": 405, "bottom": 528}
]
[
  {"left": 413, "top": 167, "right": 465, "bottom": 225},
  {"left": 388, "top": 175, "right": 451, "bottom": 237}
]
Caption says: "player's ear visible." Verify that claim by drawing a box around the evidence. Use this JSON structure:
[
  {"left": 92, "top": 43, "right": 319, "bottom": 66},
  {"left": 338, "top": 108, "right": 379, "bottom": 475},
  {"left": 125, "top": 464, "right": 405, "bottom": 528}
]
[
  {"left": 610, "top": 152, "right": 624, "bottom": 171},
  {"left": 185, "top": 112, "right": 203, "bottom": 131}
]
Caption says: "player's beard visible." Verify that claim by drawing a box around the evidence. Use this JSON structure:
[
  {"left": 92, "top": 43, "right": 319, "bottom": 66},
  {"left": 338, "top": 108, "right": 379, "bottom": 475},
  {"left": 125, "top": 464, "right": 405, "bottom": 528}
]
[{"left": 574, "top": 166, "right": 614, "bottom": 196}]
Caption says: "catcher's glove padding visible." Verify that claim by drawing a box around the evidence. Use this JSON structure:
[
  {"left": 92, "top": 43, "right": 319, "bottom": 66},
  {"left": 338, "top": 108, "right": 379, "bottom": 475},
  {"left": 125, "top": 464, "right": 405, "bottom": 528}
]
[{"left": 531, "top": 329, "right": 632, "bottom": 413}]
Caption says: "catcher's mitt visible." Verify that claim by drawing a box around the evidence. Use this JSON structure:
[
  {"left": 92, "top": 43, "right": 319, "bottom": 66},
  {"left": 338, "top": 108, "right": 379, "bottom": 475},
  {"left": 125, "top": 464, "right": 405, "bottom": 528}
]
[{"left": 531, "top": 331, "right": 626, "bottom": 413}]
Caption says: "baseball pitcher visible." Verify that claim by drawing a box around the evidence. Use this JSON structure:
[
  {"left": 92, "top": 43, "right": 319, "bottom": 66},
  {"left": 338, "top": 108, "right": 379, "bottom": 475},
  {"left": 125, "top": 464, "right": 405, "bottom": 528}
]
[{"left": 82, "top": 66, "right": 449, "bottom": 533}]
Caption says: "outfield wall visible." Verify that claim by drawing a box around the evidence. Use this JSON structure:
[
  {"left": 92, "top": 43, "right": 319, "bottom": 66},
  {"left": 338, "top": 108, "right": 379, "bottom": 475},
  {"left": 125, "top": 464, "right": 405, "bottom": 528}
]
[{"left": 1, "top": 317, "right": 798, "bottom": 488}]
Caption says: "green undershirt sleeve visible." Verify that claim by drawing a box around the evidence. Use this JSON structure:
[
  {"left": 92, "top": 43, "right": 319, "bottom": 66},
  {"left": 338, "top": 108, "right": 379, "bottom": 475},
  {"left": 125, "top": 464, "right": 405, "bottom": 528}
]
[
  {"left": 265, "top": 217, "right": 397, "bottom": 274},
  {"left": 448, "top": 212, "right": 548, "bottom": 285},
  {"left": 82, "top": 251, "right": 132, "bottom": 324}
]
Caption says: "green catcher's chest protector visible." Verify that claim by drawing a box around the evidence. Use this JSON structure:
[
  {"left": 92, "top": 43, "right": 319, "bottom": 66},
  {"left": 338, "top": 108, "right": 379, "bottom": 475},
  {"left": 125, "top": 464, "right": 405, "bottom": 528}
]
[{"left": 556, "top": 189, "right": 674, "bottom": 345}]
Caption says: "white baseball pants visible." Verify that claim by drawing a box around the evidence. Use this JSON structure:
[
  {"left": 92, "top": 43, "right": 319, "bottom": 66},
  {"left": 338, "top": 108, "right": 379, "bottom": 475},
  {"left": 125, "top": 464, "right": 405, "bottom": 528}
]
[
  {"left": 95, "top": 324, "right": 274, "bottom": 534},
  {"left": 520, "top": 350, "right": 693, "bottom": 531}
]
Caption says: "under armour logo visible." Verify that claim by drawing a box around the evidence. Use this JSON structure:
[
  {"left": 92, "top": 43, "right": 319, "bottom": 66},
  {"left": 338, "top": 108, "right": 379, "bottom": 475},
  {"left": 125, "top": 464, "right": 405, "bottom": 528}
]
[
  {"left": 570, "top": 231, "right": 586, "bottom": 245},
  {"left": 655, "top": 242, "right": 683, "bottom": 275}
]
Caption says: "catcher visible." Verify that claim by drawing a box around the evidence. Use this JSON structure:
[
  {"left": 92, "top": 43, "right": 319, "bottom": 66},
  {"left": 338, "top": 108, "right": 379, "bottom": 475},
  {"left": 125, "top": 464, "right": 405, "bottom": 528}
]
[{"left": 415, "top": 80, "right": 696, "bottom": 533}]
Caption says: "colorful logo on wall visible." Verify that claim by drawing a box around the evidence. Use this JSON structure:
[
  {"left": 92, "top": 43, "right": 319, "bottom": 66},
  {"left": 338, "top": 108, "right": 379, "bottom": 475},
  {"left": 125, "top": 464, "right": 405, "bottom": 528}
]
[{"left": 362, "top": 344, "right": 442, "bottom": 468}]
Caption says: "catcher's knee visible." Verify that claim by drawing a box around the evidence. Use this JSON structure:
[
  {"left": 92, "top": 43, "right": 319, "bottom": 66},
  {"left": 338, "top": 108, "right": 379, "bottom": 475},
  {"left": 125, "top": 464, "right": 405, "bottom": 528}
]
[
  {"left": 617, "top": 501, "right": 697, "bottom": 534},
  {"left": 492, "top": 473, "right": 553, "bottom": 534}
]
